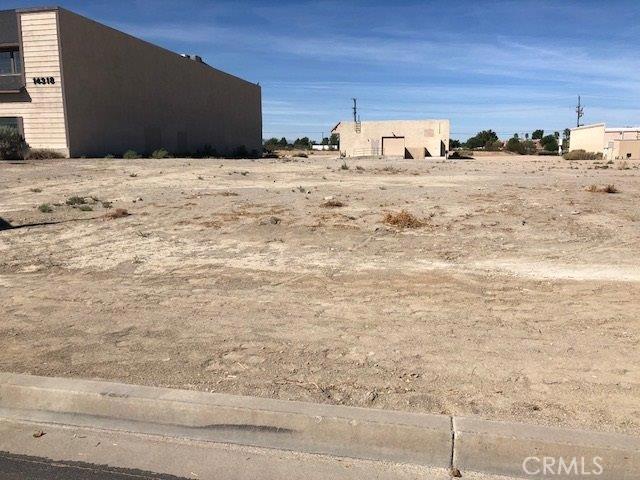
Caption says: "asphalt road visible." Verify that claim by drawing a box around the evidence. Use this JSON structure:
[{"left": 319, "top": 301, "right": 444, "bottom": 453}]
[{"left": 0, "top": 451, "right": 188, "bottom": 480}]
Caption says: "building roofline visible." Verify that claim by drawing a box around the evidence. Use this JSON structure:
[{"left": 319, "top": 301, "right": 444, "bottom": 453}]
[
  {"left": 335, "top": 119, "right": 450, "bottom": 125},
  {"left": 15, "top": 6, "right": 60, "bottom": 13},
  {"left": 12, "top": 6, "right": 259, "bottom": 88},
  {"left": 605, "top": 127, "right": 640, "bottom": 132},
  {"left": 571, "top": 123, "right": 606, "bottom": 131}
]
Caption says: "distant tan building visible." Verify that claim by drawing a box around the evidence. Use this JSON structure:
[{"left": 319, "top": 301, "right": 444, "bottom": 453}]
[
  {"left": 570, "top": 123, "right": 640, "bottom": 160},
  {"left": 0, "top": 7, "right": 262, "bottom": 158},
  {"left": 331, "top": 119, "right": 450, "bottom": 158}
]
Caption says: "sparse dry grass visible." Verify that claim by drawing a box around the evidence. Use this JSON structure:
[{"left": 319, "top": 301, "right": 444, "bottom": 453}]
[
  {"left": 380, "top": 166, "right": 403, "bottom": 174},
  {"left": 383, "top": 210, "right": 426, "bottom": 228}
]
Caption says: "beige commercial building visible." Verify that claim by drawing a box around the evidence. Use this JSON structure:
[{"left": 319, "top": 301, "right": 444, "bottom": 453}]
[
  {"left": 570, "top": 123, "right": 640, "bottom": 160},
  {"left": 0, "top": 7, "right": 262, "bottom": 158},
  {"left": 331, "top": 119, "right": 450, "bottom": 158}
]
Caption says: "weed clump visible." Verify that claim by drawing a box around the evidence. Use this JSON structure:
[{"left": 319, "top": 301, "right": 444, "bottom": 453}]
[
  {"left": 151, "top": 148, "right": 171, "bottom": 159},
  {"left": 105, "top": 208, "right": 130, "bottom": 219},
  {"left": 66, "top": 196, "right": 86, "bottom": 206},
  {"left": 123, "top": 150, "right": 141, "bottom": 159},
  {"left": 586, "top": 184, "right": 619, "bottom": 194},
  {"left": 321, "top": 200, "right": 345, "bottom": 208},
  {"left": 383, "top": 210, "right": 426, "bottom": 229},
  {"left": 38, "top": 203, "right": 53, "bottom": 213}
]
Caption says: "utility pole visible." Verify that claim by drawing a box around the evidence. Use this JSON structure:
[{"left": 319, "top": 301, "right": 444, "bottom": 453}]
[
  {"left": 576, "top": 95, "right": 584, "bottom": 127},
  {"left": 352, "top": 98, "right": 358, "bottom": 123}
]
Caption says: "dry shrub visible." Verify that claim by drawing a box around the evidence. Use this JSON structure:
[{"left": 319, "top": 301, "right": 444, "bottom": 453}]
[
  {"left": 66, "top": 196, "right": 86, "bottom": 205},
  {"left": 25, "top": 149, "right": 64, "bottom": 160},
  {"left": 383, "top": 210, "right": 425, "bottom": 228},
  {"left": 321, "top": 200, "right": 344, "bottom": 208},
  {"left": 586, "top": 184, "right": 619, "bottom": 194},
  {"left": 563, "top": 150, "right": 602, "bottom": 160},
  {"left": 218, "top": 191, "right": 239, "bottom": 197},
  {"left": 105, "top": 208, "right": 130, "bottom": 219}
]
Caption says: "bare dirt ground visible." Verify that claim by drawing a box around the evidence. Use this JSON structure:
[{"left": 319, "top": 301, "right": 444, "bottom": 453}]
[{"left": 1, "top": 154, "right": 639, "bottom": 435}]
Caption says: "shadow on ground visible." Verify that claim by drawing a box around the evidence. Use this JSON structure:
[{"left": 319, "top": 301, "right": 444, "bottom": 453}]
[{"left": 0, "top": 216, "right": 102, "bottom": 231}]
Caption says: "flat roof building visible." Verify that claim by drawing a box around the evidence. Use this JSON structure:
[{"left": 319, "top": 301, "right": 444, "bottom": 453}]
[
  {"left": 570, "top": 123, "right": 640, "bottom": 160},
  {"left": 0, "top": 7, "right": 262, "bottom": 158},
  {"left": 332, "top": 119, "right": 450, "bottom": 158}
]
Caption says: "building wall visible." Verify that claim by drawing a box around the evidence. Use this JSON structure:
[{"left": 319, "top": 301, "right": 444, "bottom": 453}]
[
  {"left": 569, "top": 124, "right": 605, "bottom": 153},
  {"left": 605, "top": 129, "right": 640, "bottom": 143},
  {"left": 57, "top": 9, "right": 261, "bottom": 157},
  {"left": 611, "top": 140, "right": 640, "bottom": 160},
  {"left": 334, "top": 120, "right": 450, "bottom": 158},
  {"left": 0, "top": 10, "right": 68, "bottom": 155}
]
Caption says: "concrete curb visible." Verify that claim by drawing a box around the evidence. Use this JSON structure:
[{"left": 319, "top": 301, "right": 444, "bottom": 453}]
[
  {"left": 0, "top": 373, "right": 639, "bottom": 479},
  {"left": 0, "top": 372, "right": 452, "bottom": 467},
  {"left": 453, "top": 416, "right": 640, "bottom": 479}
]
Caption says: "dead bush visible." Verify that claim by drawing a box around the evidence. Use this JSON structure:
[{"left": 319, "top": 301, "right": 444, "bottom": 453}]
[
  {"left": 383, "top": 210, "right": 425, "bottom": 228},
  {"left": 586, "top": 184, "right": 619, "bottom": 194},
  {"left": 321, "top": 200, "right": 345, "bottom": 208},
  {"left": 105, "top": 208, "right": 130, "bottom": 219}
]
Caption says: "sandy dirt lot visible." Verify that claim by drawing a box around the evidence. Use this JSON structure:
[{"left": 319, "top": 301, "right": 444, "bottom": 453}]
[{"left": 1, "top": 154, "right": 639, "bottom": 434}]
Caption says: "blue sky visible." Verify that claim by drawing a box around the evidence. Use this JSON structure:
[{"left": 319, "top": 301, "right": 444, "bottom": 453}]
[{"left": 4, "top": 0, "right": 640, "bottom": 141}]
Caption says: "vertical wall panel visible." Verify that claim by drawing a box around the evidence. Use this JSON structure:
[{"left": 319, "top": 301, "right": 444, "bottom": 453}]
[{"left": 0, "top": 10, "right": 68, "bottom": 155}]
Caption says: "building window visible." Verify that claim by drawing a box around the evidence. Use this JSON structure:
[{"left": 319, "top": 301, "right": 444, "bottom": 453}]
[
  {"left": 0, "top": 48, "right": 22, "bottom": 76},
  {"left": 0, "top": 117, "right": 23, "bottom": 135}
]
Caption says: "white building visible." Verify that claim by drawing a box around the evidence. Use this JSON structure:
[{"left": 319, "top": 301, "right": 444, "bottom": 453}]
[{"left": 570, "top": 123, "right": 640, "bottom": 160}]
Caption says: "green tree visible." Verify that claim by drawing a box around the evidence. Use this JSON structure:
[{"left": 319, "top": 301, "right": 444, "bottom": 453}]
[
  {"left": 278, "top": 137, "right": 289, "bottom": 148},
  {"left": 506, "top": 136, "right": 524, "bottom": 154},
  {"left": 521, "top": 140, "right": 536, "bottom": 154},
  {"left": 532, "top": 129, "right": 544, "bottom": 140},
  {"left": 541, "top": 135, "right": 559, "bottom": 152},
  {"left": 465, "top": 130, "right": 499, "bottom": 149},
  {"left": 484, "top": 139, "right": 503, "bottom": 151},
  {"left": 449, "top": 139, "right": 461, "bottom": 149},
  {"left": 263, "top": 137, "right": 280, "bottom": 152},
  {"left": 329, "top": 133, "right": 339, "bottom": 145},
  {"left": 293, "top": 137, "right": 311, "bottom": 149}
]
